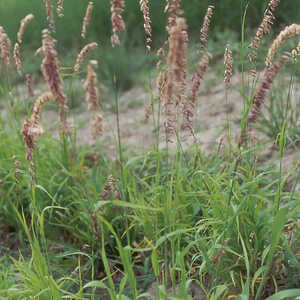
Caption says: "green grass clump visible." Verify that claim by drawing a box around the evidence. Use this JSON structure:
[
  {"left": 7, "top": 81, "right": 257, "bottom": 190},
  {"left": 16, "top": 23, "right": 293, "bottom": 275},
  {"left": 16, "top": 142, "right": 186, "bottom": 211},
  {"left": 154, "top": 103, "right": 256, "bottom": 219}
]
[{"left": 0, "top": 0, "right": 300, "bottom": 299}]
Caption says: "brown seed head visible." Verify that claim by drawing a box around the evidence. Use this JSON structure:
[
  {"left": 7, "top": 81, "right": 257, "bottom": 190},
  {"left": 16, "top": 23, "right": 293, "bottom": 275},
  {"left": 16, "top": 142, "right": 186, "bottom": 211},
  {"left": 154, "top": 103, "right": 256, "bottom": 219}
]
[
  {"left": 182, "top": 52, "right": 210, "bottom": 133},
  {"left": 26, "top": 74, "right": 34, "bottom": 98},
  {"left": 139, "top": 0, "right": 152, "bottom": 52},
  {"left": 266, "top": 24, "right": 300, "bottom": 66},
  {"left": 247, "top": 53, "right": 290, "bottom": 123},
  {"left": 200, "top": 5, "right": 214, "bottom": 49},
  {"left": 101, "top": 175, "right": 119, "bottom": 201},
  {"left": 57, "top": 0, "right": 64, "bottom": 17},
  {"left": 22, "top": 118, "right": 35, "bottom": 163},
  {"left": 248, "top": 0, "right": 280, "bottom": 58},
  {"left": 110, "top": 0, "right": 126, "bottom": 47},
  {"left": 22, "top": 92, "right": 55, "bottom": 184},
  {"left": 44, "top": 0, "right": 55, "bottom": 32},
  {"left": 224, "top": 46, "right": 233, "bottom": 87},
  {"left": 190, "top": 52, "right": 210, "bottom": 104},
  {"left": 269, "top": 0, "right": 281, "bottom": 11},
  {"left": 13, "top": 43, "right": 22, "bottom": 75},
  {"left": 0, "top": 26, "right": 11, "bottom": 68},
  {"left": 30, "top": 92, "right": 53, "bottom": 132},
  {"left": 83, "top": 60, "right": 100, "bottom": 110},
  {"left": 17, "top": 14, "right": 34, "bottom": 44},
  {"left": 41, "top": 29, "right": 68, "bottom": 126},
  {"left": 74, "top": 42, "right": 98, "bottom": 72},
  {"left": 249, "top": 10, "right": 275, "bottom": 53},
  {"left": 144, "top": 102, "right": 153, "bottom": 122},
  {"left": 81, "top": 2, "right": 94, "bottom": 39},
  {"left": 165, "top": 0, "right": 182, "bottom": 33},
  {"left": 21, "top": 117, "right": 36, "bottom": 184},
  {"left": 291, "top": 40, "right": 300, "bottom": 58},
  {"left": 165, "top": 17, "right": 188, "bottom": 103},
  {"left": 163, "top": 17, "right": 188, "bottom": 140},
  {"left": 92, "top": 113, "right": 103, "bottom": 138},
  {"left": 248, "top": 0, "right": 281, "bottom": 55}
]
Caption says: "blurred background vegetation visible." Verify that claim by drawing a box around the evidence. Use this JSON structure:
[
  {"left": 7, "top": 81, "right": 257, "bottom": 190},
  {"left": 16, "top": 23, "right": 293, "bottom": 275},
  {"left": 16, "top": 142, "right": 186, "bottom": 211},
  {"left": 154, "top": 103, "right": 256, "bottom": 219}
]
[{"left": 1, "top": 0, "right": 299, "bottom": 49}]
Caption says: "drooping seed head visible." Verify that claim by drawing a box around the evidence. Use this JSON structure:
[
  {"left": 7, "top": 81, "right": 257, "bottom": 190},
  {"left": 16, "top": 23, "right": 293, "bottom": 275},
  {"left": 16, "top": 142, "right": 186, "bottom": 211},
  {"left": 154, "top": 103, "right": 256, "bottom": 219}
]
[
  {"left": 266, "top": 24, "right": 300, "bottom": 66},
  {"left": 74, "top": 42, "right": 98, "bottom": 72},
  {"left": 17, "top": 14, "right": 34, "bottom": 44}
]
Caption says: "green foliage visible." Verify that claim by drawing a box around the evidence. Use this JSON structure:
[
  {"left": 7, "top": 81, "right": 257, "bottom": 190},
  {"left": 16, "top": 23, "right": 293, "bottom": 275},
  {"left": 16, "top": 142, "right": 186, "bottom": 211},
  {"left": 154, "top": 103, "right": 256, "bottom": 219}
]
[
  {"left": 0, "top": 0, "right": 300, "bottom": 49},
  {"left": 0, "top": 0, "right": 299, "bottom": 299}
]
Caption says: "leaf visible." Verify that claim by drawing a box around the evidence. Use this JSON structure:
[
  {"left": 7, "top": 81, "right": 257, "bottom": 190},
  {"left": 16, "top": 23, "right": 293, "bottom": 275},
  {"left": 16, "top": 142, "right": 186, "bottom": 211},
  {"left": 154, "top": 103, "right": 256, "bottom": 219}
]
[{"left": 265, "top": 289, "right": 300, "bottom": 300}]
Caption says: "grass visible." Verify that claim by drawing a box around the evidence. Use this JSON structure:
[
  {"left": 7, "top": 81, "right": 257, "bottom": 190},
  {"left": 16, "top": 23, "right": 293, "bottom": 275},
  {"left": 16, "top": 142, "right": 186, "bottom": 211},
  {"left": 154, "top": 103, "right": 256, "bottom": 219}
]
[{"left": 0, "top": 1, "right": 300, "bottom": 299}]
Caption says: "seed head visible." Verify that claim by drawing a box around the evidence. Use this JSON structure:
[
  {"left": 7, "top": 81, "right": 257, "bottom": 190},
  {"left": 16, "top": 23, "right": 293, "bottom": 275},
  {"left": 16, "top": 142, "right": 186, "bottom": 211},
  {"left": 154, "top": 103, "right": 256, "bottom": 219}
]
[
  {"left": 22, "top": 92, "right": 55, "bottom": 185},
  {"left": 291, "top": 40, "right": 300, "bottom": 58},
  {"left": 92, "top": 113, "right": 103, "bottom": 138},
  {"left": 17, "top": 14, "right": 34, "bottom": 44},
  {"left": 163, "top": 17, "right": 188, "bottom": 140},
  {"left": 0, "top": 26, "right": 11, "bottom": 68},
  {"left": 81, "top": 2, "right": 94, "bottom": 39},
  {"left": 139, "top": 0, "right": 152, "bottom": 52},
  {"left": 21, "top": 118, "right": 35, "bottom": 184},
  {"left": 190, "top": 52, "right": 210, "bottom": 104},
  {"left": 101, "top": 175, "right": 119, "bottom": 201},
  {"left": 224, "top": 46, "right": 233, "bottom": 87},
  {"left": 83, "top": 60, "right": 100, "bottom": 110},
  {"left": 248, "top": 10, "right": 275, "bottom": 53},
  {"left": 13, "top": 43, "right": 22, "bottom": 75},
  {"left": 44, "top": 0, "right": 55, "bottom": 32},
  {"left": 165, "top": 17, "right": 188, "bottom": 103},
  {"left": 269, "top": 0, "right": 281, "bottom": 11},
  {"left": 247, "top": 53, "right": 290, "bottom": 123},
  {"left": 26, "top": 74, "right": 34, "bottom": 98},
  {"left": 182, "top": 52, "right": 210, "bottom": 133},
  {"left": 110, "top": 0, "right": 126, "bottom": 47},
  {"left": 165, "top": 0, "right": 182, "bottom": 33},
  {"left": 57, "top": 0, "right": 64, "bottom": 17},
  {"left": 74, "top": 42, "right": 98, "bottom": 72},
  {"left": 200, "top": 5, "right": 214, "bottom": 49},
  {"left": 248, "top": 0, "right": 281, "bottom": 57},
  {"left": 41, "top": 29, "right": 68, "bottom": 128},
  {"left": 266, "top": 24, "right": 300, "bottom": 66}
]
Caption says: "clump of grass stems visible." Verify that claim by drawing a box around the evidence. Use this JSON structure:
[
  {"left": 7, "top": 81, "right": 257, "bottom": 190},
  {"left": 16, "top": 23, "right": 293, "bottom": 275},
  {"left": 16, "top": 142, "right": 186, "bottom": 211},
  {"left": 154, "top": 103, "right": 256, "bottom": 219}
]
[{"left": 0, "top": 0, "right": 299, "bottom": 299}]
